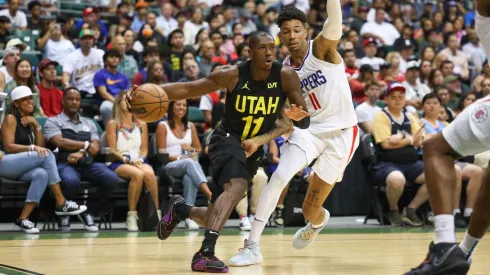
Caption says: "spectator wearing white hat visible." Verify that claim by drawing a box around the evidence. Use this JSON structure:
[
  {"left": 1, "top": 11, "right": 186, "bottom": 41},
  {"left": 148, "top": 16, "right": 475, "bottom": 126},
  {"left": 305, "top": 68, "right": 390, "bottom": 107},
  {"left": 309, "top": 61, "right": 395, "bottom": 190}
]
[
  {"left": 0, "top": 46, "right": 20, "bottom": 93},
  {"left": 0, "top": 0, "right": 27, "bottom": 30},
  {"left": 402, "top": 59, "right": 431, "bottom": 109}
]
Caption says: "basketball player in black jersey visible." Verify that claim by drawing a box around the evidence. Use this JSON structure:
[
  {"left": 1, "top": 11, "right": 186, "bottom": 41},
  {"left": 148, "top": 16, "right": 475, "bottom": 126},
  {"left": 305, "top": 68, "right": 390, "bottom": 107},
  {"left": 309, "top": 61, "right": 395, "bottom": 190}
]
[{"left": 132, "top": 32, "right": 310, "bottom": 273}]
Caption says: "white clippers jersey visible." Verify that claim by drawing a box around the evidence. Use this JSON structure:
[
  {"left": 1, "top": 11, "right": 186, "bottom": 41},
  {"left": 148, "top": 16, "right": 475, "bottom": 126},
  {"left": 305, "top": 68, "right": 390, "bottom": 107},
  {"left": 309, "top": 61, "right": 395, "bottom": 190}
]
[{"left": 283, "top": 40, "right": 358, "bottom": 135}]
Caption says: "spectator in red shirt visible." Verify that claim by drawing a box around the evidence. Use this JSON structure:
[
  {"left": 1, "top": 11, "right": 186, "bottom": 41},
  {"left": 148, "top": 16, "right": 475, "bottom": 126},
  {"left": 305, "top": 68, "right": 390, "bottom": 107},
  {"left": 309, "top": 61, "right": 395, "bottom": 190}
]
[
  {"left": 343, "top": 49, "right": 359, "bottom": 80},
  {"left": 37, "top": 59, "right": 63, "bottom": 117}
]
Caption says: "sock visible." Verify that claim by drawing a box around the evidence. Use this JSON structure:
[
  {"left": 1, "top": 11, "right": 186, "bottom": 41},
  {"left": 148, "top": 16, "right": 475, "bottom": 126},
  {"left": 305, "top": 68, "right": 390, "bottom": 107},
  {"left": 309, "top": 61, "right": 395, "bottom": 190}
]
[
  {"left": 464, "top": 208, "right": 473, "bottom": 217},
  {"left": 459, "top": 231, "right": 480, "bottom": 259},
  {"left": 200, "top": 230, "right": 219, "bottom": 254},
  {"left": 175, "top": 203, "right": 194, "bottom": 221},
  {"left": 248, "top": 218, "right": 266, "bottom": 244},
  {"left": 312, "top": 210, "right": 326, "bottom": 229},
  {"left": 434, "top": 215, "right": 456, "bottom": 244},
  {"left": 276, "top": 205, "right": 284, "bottom": 209},
  {"left": 453, "top": 209, "right": 461, "bottom": 215}
]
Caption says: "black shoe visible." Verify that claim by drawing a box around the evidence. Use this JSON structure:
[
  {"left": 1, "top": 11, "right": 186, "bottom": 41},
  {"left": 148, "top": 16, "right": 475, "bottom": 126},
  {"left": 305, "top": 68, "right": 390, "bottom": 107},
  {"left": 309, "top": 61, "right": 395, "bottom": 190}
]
[
  {"left": 191, "top": 252, "right": 229, "bottom": 273},
  {"left": 77, "top": 213, "right": 99, "bottom": 232},
  {"left": 274, "top": 206, "right": 284, "bottom": 228},
  {"left": 55, "top": 200, "right": 87, "bottom": 216},
  {"left": 389, "top": 210, "right": 403, "bottom": 227},
  {"left": 14, "top": 219, "right": 39, "bottom": 234},
  {"left": 156, "top": 195, "right": 185, "bottom": 241},
  {"left": 454, "top": 213, "right": 467, "bottom": 228},
  {"left": 58, "top": 216, "right": 71, "bottom": 232},
  {"left": 402, "top": 208, "right": 424, "bottom": 227},
  {"left": 404, "top": 242, "right": 470, "bottom": 275}
]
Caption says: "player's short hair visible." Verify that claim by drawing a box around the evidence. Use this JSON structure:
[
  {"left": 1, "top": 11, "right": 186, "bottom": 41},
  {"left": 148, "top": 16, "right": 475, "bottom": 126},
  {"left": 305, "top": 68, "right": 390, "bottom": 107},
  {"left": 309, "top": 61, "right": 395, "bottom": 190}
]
[
  {"left": 248, "top": 31, "right": 274, "bottom": 49},
  {"left": 277, "top": 6, "right": 307, "bottom": 28}
]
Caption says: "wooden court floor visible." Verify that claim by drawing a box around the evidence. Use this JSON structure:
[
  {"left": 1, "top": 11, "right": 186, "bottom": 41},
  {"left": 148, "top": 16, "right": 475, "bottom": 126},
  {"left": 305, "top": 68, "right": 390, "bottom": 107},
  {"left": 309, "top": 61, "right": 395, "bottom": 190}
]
[{"left": 0, "top": 228, "right": 488, "bottom": 275}]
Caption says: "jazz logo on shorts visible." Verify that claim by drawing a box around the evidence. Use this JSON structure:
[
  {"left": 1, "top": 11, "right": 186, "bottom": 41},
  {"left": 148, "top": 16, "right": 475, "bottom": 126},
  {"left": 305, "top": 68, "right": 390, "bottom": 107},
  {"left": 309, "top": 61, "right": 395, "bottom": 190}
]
[{"left": 471, "top": 106, "right": 488, "bottom": 123}]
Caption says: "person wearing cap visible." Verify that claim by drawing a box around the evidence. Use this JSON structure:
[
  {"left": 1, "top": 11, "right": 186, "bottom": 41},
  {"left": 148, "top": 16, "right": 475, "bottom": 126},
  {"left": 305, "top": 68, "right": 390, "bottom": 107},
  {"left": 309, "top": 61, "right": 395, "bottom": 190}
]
[
  {"left": 93, "top": 49, "right": 130, "bottom": 126},
  {"left": 359, "top": 8, "right": 400, "bottom": 46},
  {"left": 131, "top": 1, "right": 149, "bottom": 33},
  {"left": 61, "top": 29, "right": 104, "bottom": 94},
  {"left": 0, "top": 15, "right": 11, "bottom": 49},
  {"left": 359, "top": 37, "right": 385, "bottom": 70},
  {"left": 355, "top": 81, "right": 382, "bottom": 135},
  {"left": 6, "top": 38, "right": 27, "bottom": 54},
  {"left": 371, "top": 82, "right": 428, "bottom": 227},
  {"left": 0, "top": 0, "right": 27, "bottom": 30},
  {"left": 74, "top": 7, "right": 108, "bottom": 39},
  {"left": 0, "top": 46, "right": 20, "bottom": 93},
  {"left": 443, "top": 74, "right": 470, "bottom": 111},
  {"left": 438, "top": 32, "right": 470, "bottom": 80},
  {"left": 0, "top": 86, "right": 87, "bottom": 233},
  {"left": 402, "top": 59, "right": 431, "bottom": 109},
  {"left": 27, "top": 0, "right": 43, "bottom": 31},
  {"left": 393, "top": 25, "right": 419, "bottom": 54},
  {"left": 37, "top": 59, "right": 63, "bottom": 117},
  {"left": 156, "top": 3, "right": 178, "bottom": 37},
  {"left": 44, "top": 87, "right": 119, "bottom": 232},
  {"left": 38, "top": 20, "right": 76, "bottom": 64},
  {"left": 183, "top": 7, "right": 210, "bottom": 46}
]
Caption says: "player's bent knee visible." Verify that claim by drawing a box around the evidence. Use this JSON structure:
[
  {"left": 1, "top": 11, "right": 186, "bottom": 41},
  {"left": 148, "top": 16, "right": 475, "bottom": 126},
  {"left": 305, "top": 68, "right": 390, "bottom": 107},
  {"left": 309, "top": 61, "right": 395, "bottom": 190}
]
[{"left": 386, "top": 171, "right": 406, "bottom": 188}]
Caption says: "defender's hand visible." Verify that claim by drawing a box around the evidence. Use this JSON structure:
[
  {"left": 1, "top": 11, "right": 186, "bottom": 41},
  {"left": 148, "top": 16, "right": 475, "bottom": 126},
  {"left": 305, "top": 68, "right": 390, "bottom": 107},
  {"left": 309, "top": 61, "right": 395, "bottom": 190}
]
[
  {"left": 284, "top": 104, "right": 311, "bottom": 121},
  {"left": 241, "top": 139, "right": 260, "bottom": 158}
]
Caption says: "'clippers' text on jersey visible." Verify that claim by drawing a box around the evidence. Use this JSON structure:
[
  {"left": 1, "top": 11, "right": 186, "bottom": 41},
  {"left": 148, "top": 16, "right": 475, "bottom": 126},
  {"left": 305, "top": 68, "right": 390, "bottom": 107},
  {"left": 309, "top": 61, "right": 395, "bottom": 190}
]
[{"left": 300, "top": 70, "right": 327, "bottom": 94}]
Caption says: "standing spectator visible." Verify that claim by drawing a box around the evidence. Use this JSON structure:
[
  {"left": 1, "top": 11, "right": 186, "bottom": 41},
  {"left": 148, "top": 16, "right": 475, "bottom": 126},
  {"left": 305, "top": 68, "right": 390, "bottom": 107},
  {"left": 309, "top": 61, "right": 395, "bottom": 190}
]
[
  {"left": 360, "top": 8, "right": 400, "bottom": 46},
  {"left": 38, "top": 21, "right": 76, "bottom": 64},
  {"left": 183, "top": 8, "right": 209, "bottom": 46},
  {"left": 37, "top": 59, "right": 63, "bottom": 117},
  {"left": 156, "top": 3, "right": 178, "bottom": 37},
  {"left": 402, "top": 60, "right": 431, "bottom": 109},
  {"left": 0, "top": 46, "right": 20, "bottom": 92},
  {"left": 44, "top": 87, "right": 120, "bottom": 232},
  {"left": 61, "top": 29, "right": 104, "bottom": 94},
  {"left": 0, "top": 16, "right": 11, "bottom": 48},
  {"left": 371, "top": 83, "right": 428, "bottom": 226},
  {"left": 356, "top": 81, "right": 382, "bottom": 135},
  {"left": 438, "top": 32, "right": 470, "bottom": 80},
  {"left": 111, "top": 35, "right": 139, "bottom": 81},
  {"left": 106, "top": 92, "right": 160, "bottom": 231},
  {"left": 27, "top": 0, "right": 43, "bottom": 31},
  {"left": 131, "top": 1, "right": 149, "bottom": 33},
  {"left": 4, "top": 59, "right": 45, "bottom": 117},
  {"left": 0, "top": 0, "right": 27, "bottom": 30},
  {"left": 155, "top": 99, "right": 212, "bottom": 229},
  {"left": 93, "top": 49, "right": 130, "bottom": 126},
  {"left": 1, "top": 86, "right": 87, "bottom": 233},
  {"left": 359, "top": 38, "right": 385, "bottom": 70}
]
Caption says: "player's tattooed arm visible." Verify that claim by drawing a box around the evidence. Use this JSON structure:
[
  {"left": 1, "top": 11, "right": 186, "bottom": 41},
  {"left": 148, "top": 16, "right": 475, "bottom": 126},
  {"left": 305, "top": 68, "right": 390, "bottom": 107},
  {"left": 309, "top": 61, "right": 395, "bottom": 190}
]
[
  {"left": 281, "top": 67, "right": 311, "bottom": 129},
  {"left": 160, "top": 65, "right": 238, "bottom": 100},
  {"left": 249, "top": 102, "right": 294, "bottom": 147}
]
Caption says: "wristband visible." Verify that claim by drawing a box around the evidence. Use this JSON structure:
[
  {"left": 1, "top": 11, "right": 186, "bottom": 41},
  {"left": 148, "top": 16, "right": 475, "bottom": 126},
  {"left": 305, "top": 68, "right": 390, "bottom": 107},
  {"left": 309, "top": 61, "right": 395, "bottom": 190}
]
[
  {"left": 84, "top": 141, "right": 90, "bottom": 150},
  {"left": 29, "top": 145, "right": 35, "bottom": 151},
  {"left": 123, "top": 157, "right": 128, "bottom": 164}
]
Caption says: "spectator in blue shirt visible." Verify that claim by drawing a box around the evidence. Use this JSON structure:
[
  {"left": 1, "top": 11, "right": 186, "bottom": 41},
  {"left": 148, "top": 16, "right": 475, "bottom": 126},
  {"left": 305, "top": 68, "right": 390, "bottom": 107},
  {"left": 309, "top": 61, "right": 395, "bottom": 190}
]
[
  {"left": 75, "top": 7, "right": 108, "bottom": 41},
  {"left": 93, "top": 49, "right": 130, "bottom": 126}
]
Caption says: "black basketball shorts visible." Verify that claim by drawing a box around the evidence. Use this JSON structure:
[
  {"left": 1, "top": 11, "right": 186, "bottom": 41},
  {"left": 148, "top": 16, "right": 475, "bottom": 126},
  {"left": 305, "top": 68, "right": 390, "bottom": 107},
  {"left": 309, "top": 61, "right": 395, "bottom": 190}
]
[{"left": 207, "top": 127, "right": 263, "bottom": 203}]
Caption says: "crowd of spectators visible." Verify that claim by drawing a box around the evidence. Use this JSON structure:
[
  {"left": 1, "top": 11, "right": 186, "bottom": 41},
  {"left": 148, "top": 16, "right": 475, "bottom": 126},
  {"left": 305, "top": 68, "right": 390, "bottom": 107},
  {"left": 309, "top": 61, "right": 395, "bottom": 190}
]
[{"left": 0, "top": 0, "right": 489, "bottom": 232}]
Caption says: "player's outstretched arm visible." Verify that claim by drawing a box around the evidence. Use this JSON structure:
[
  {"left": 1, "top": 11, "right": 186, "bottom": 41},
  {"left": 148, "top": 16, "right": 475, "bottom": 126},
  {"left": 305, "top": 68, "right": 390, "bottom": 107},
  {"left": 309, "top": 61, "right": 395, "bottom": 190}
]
[
  {"left": 160, "top": 65, "right": 237, "bottom": 100},
  {"left": 281, "top": 67, "right": 311, "bottom": 129},
  {"left": 313, "top": 0, "right": 343, "bottom": 64}
]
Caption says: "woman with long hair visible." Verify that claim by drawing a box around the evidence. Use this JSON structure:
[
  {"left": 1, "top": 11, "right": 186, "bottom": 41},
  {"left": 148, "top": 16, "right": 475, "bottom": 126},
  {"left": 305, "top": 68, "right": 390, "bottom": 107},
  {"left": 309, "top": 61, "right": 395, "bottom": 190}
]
[
  {"left": 428, "top": 68, "right": 444, "bottom": 89},
  {"left": 454, "top": 92, "right": 477, "bottom": 117},
  {"left": 0, "top": 86, "right": 86, "bottom": 233},
  {"left": 421, "top": 46, "right": 436, "bottom": 63},
  {"left": 193, "top": 28, "right": 209, "bottom": 51},
  {"left": 145, "top": 61, "right": 166, "bottom": 85},
  {"left": 155, "top": 99, "right": 211, "bottom": 230},
  {"left": 106, "top": 91, "right": 160, "bottom": 231},
  {"left": 385, "top": 51, "right": 405, "bottom": 82},
  {"left": 4, "top": 59, "right": 45, "bottom": 116}
]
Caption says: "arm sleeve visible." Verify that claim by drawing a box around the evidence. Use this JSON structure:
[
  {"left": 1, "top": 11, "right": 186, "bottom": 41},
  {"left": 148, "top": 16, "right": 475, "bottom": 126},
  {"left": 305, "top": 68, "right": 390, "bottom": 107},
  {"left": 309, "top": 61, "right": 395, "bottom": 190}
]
[
  {"left": 321, "top": 0, "right": 342, "bottom": 40},
  {"left": 88, "top": 120, "right": 100, "bottom": 141},
  {"left": 44, "top": 118, "right": 62, "bottom": 141}
]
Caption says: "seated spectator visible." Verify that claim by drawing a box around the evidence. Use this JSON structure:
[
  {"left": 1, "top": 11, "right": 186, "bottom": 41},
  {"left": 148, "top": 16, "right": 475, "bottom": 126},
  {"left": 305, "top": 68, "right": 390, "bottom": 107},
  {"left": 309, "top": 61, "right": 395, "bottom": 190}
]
[
  {"left": 111, "top": 35, "right": 139, "bottom": 82},
  {"left": 183, "top": 8, "right": 209, "bottom": 46},
  {"left": 402, "top": 60, "right": 431, "bottom": 109},
  {"left": 38, "top": 20, "right": 76, "bottom": 64},
  {"left": 27, "top": 1, "right": 43, "bottom": 31},
  {"left": 0, "top": 16, "right": 11, "bottom": 49},
  {"left": 343, "top": 49, "right": 359, "bottom": 80},
  {"left": 478, "top": 77, "right": 490, "bottom": 98},
  {"left": 74, "top": 8, "right": 108, "bottom": 41},
  {"left": 434, "top": 85, "right": 455, "bottom": 122},
  {"left": 4, "top": 59, "right": 45, "bottom": 117},
  {"left": 179, "top": 59, "right": 203, "bottom": 106},
  {"left": 421, "top": 93, "right": 483, "bottom": 227},
  {"left": 0, "top": 0, "right": 27, "bottom": 30},
  {"left": 198, "top": 40, "right": 216, "bottom": 76},
  {"left": 356, "top": 81, "right": 382, "bottom": 135},
  {"left": 471, "top": 60, "right": 490, "bottom": 94},
  {"left": 44, "top": 87, "right": 120, "bottom": 232},
  {"left": 61, "top": 29, "right": 104, "bottom": 94},
  {"left": 360, "top": 8, "right": 399, "bottom": 46},
  {"left": 93, "top": 49, "right": 130, "bottom": 126},
  {"left": 428, "top": 68, "right": 444, "bottom": 89},
  {"left": 210, "top": 30, "right": 238, "bottom": 65},
  {"left": 132, "top": 47, "right": 161, "bottom": 86},
  {"left": 444, "top": 75, "right": 470, "bottom": 110},
  {"left": 350, "top": 64, "right": 376, "bottom": 104},
  {"left": 0, "top": 46, "right": 19, "bottom": 93},
  {"left": 371, "top": 83, "right": 428, "bottom": 227},
  {"left": 1, "top": 86, "right": 86, "bottom": 233},
  {"left": 385, "top": 52, "right": 406, "bottom": 82},
  {"left": 156, "top": 3, "right": 178, "bottom": 38},
  {"left": 438, "top": 32, "right": 470, "bottom": 80},
  {"left": 122, "top": 29, "right": 142, "bottom": 65},
  {"left": 359, "top": 38, "right": 385, "bottom": 71},
  {"left": 145, "top": 61, "right": 167, "bottom": 86},
  {"left": 454, "top": 92, "right": 477, "bottom": 117},
  {"left": 106, "top": 92, "right": 160, "bottom": 231},
  {"left": 199, "top": 64, "right": 223, "bottom": 129},
  {"left": 155, "top": 99, "right": 212, "bottom": 230},
  {"left": 131, "top": 1, "right": 149, "bottom": 33},
  {"left": 37, "top": 59, "right": 63, "bottom": 117}
]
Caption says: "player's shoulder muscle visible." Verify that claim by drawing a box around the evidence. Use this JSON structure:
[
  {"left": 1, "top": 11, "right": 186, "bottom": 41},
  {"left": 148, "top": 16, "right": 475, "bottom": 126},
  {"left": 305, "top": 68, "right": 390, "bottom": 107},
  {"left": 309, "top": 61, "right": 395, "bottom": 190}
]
[{"left": 207, "top": 64, "right": 239, "bottom": 91}]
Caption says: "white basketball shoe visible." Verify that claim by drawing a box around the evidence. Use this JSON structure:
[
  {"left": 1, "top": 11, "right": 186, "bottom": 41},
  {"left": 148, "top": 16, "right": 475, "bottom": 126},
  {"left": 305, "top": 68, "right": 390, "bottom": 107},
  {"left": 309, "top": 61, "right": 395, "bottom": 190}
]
[
  {"left": 229, "top": 239, "right": 263, "bottom": 266},
  {"left": 292, "top": 208, "right": 330, "bottom": 249}
]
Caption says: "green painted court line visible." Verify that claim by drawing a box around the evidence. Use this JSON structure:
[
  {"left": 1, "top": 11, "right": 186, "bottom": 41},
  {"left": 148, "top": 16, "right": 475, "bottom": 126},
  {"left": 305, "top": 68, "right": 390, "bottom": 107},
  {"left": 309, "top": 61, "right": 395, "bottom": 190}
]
[
  {"left": 0, "top": 264, "right": 42, "bottom": 275},
  {"left": 0, "top": 227, "right": 469, "bottom": 241}
]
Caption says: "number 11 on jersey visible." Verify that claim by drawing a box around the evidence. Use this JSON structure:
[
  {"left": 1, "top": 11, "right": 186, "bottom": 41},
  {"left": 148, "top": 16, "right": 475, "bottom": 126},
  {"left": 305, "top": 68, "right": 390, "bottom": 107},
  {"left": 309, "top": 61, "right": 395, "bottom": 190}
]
[
  {"left": 308, "top": 91, "right": 322, "bottom": 110},
  {"left": 241, "top": 116, "right": 264, "bottom": 140}
]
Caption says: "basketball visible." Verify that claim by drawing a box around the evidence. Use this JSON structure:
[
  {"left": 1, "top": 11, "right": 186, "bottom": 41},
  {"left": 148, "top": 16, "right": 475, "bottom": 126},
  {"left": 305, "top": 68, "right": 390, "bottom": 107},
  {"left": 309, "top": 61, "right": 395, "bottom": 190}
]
[{"left": 128, "top": 83, "right": 169, "bottom": 122}]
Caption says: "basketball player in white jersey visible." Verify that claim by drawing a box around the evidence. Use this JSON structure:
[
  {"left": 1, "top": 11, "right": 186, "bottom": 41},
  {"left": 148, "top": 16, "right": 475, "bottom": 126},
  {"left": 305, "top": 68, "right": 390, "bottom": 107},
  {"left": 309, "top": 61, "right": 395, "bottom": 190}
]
[
  {"left": 406, "top": 1, "right": 490, "bottom": 274},
  {"left": 229, "top": 1, "right": 359, "bottom": 266}
]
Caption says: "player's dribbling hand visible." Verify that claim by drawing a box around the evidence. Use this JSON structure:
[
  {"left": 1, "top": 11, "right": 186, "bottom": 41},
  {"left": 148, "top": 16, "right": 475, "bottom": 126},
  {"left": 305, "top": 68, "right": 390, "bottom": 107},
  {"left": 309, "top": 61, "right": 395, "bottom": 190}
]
[
  {"left": 284, "top": 104, "right": 312, "bottom": 121},
  {"left": 241, "top": 139, "right": 260, "bottom": 158}
]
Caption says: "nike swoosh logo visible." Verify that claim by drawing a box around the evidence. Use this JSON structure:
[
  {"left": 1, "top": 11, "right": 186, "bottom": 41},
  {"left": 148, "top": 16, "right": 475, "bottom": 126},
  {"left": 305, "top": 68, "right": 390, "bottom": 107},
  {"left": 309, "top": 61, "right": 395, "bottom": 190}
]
[
  {"left": 107, "top": 79, "right": 122, "bottom": 85},
  {"left": 433, "top": 245, "right": 456, "bottom": 267},
  {"left": 209, "top": 231, "right": 219, "bottom": 235}
]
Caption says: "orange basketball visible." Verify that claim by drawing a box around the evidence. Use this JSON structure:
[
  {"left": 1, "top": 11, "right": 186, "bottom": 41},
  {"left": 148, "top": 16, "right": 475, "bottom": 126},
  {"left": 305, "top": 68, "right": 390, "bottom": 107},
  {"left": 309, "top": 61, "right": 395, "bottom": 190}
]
[{"left": 128, "top": 83, "right": 169, "bottom": 122}]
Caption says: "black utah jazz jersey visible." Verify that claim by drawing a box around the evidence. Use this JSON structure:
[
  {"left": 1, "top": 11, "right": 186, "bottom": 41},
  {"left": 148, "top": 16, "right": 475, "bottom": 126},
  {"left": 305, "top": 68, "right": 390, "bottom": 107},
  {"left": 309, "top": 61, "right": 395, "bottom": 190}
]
[{"left": 220, "top": 60, "right": 287, "bottom": 140}]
